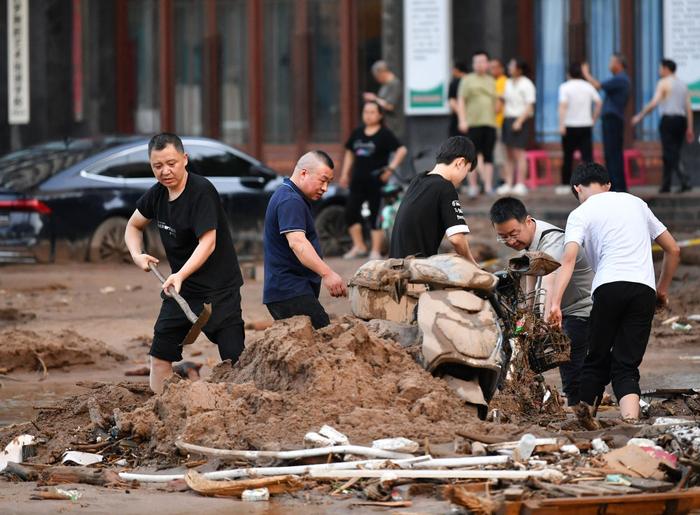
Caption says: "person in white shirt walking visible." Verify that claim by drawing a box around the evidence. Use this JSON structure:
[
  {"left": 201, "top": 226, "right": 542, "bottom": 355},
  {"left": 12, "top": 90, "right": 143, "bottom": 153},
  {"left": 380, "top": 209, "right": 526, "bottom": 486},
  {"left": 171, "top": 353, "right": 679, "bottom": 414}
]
[
  {"left": 549, "top": 163, "right": 680, "bottom": 421},
  {"left": 497, "top": 59, "right": 536, "bottom": 196},
  {"left": 557, "top": 63, "right": 602, "bottom": 195}
]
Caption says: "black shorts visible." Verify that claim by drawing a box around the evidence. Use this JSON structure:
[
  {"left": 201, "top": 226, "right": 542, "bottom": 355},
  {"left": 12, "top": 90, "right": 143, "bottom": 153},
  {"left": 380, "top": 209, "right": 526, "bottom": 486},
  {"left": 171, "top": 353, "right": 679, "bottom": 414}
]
[
  {"left": 150, "top": 287, "right": 245, "bottom": 363},
  {"left": 502, "top": 117, "right": 531, "bottom": 149},
  {"left": 467, "top": 126, "right": 496, "bottom": 163},
  {"left": 346, "top": 178, "right": 382, "bottom": 229},
  {"left": 266, "top": 294, "right": 330, "bottom": 329}
]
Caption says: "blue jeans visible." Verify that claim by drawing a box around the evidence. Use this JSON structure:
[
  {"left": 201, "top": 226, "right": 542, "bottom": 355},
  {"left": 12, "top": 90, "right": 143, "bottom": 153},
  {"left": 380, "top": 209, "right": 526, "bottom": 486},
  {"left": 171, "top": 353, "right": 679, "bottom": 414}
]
[{"left": 560, "top": 316, "right": 590, "bottom": 405}]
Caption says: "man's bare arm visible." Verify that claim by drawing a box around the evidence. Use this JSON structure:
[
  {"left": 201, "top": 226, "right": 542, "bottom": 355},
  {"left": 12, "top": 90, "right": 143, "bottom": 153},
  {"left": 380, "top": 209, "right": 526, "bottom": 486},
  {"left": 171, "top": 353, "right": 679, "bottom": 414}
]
[
  {"left": 125, "top": 209, "right": 159, "bottom": 271},
  {"left": 547, "top": 242, "right": 579, "bottom": 326},
  {"left": 447, "top": 233, "right": 477, "bottom": 265},
  {"left": 161, "top": 229, "right": 216, "bottom": 295},
  {"left": 286, "top": 231, "right": 347, "bottom": 297},
  {"left": 655, "top": 230, "right": 681, "bottom": 306}
]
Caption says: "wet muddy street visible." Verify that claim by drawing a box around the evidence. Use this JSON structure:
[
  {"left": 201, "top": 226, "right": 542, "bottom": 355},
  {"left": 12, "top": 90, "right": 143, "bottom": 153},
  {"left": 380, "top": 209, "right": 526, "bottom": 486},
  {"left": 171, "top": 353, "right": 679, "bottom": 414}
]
[{"left": 1, "top": 254, "right": 699, "bottom": 514}]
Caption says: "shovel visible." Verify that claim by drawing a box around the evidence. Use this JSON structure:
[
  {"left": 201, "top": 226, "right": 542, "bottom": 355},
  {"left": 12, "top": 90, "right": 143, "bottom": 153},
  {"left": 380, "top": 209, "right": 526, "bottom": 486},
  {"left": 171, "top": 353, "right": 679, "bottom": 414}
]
[{"left": 149, "top": 263, "right": 212, "bottom": 346}]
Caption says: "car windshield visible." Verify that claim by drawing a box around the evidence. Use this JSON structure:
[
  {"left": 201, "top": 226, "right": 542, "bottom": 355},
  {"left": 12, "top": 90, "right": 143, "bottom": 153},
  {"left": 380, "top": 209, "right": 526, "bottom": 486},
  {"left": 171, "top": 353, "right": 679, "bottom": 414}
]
[{"left": 0, "top": 137, "right": 137, "bottom": 192}]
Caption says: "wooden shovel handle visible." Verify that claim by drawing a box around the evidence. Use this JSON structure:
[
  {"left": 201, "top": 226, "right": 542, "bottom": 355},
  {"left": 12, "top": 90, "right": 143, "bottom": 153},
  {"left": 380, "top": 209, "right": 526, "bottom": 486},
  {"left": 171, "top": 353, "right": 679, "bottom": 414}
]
[{"left": 149, "top": 263, "right": 198, "bottom": 324}]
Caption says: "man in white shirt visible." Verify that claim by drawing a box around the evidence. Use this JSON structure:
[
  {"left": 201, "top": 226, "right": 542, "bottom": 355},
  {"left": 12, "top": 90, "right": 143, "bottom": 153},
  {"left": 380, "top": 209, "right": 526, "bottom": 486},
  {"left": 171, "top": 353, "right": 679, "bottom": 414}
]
[
  {"left": 490, "top": 197, "right": 593, "bottom": 405},
  {"left": 549, "top": 163, "right": 680, "bottom": 421},
  {"left": 557, "top": 63, "right": 602, "bottom": 195}
]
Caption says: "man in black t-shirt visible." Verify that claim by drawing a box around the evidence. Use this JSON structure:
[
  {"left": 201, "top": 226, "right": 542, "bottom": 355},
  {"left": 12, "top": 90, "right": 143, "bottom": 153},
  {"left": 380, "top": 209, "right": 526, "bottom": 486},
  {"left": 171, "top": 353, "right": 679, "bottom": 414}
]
[
  {"left": 390, "top": 136, "right": 479, "bottom": 263},
  {"left": 125, "top": 133, "right": 245, "bottom": 394}
]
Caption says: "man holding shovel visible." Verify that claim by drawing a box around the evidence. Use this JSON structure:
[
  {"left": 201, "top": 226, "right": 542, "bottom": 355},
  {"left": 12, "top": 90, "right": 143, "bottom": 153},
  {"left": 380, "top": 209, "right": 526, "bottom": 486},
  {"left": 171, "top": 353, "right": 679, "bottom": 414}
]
[{"left": 125, "top": 133, "right": 245, "bottom": 394}]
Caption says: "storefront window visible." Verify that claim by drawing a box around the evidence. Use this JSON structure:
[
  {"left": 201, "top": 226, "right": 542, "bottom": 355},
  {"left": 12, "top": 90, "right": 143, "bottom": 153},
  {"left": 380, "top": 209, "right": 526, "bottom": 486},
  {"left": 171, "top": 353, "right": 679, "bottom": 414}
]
[
  {"left": 307, "top": 0, "right": 340, "bottom": 142},
  {"left": 127, "top": 0, "right": 160, "bottom": 133},
  {"left": 217, "top": 0, "right": 249, "bottom": 145},
  {"left": 174, "top": 0, "right": 204, "bottom": 136},
  {"left": 535, "top": 0, "right": 568, "bottom": 142},
  {"left": 80, "top": 1, "right": 117, "bottom": 134},
  {"left": 356, "top": 0, "right": 382, "bottom": 103},
  {"left": 635, "top": 0, "right": 662, "bottom": 141},
  {"left": 264, "top": 0, "right": 294, "bottom": 144}
]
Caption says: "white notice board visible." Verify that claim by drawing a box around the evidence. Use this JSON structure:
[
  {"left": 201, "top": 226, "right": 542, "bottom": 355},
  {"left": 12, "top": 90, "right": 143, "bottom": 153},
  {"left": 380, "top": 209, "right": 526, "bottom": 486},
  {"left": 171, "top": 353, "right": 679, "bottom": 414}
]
[
  {"left": 7, "top": 0, "right": 30, "bottom": 124},
  {"left": 403, "top": 0, "right": 451, "bottom": 115},
  {"left": 663, "top": 0, "right": 700, "bottom": 109}
]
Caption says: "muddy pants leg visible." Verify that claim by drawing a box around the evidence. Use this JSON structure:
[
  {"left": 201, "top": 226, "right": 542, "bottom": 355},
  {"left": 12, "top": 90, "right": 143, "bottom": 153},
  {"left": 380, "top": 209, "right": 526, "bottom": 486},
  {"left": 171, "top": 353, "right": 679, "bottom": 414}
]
[
  {"left": 609, "top": 283, "right": 656, "bottom": 402},
  {"left": 559, "top": 316, "right": 590, "bottom": 405},
  {"left": 578, "top": 283, "right": 623, "bottom": 406}
]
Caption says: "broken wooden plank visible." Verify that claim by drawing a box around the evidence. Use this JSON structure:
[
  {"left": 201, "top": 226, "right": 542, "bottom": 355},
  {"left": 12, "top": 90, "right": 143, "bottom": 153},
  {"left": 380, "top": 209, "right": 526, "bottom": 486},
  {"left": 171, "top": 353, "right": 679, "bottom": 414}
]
[
  {"left": 184, "top": 470, "right": 303, "bottom": 497},
  {"left": 518, "top": 488, "right": 700, "bottom": 514}
]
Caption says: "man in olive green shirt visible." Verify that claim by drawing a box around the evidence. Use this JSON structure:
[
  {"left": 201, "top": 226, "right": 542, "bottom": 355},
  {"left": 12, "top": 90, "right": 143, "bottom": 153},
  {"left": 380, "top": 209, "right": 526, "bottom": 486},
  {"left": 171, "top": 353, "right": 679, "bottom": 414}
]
[{"left": 458, "top": 50, "right": 497, "bottom": 197}]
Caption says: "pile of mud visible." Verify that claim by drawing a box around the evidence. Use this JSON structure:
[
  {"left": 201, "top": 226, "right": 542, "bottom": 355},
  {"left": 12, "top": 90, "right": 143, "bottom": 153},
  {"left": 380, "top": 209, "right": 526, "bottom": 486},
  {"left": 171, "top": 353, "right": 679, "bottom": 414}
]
[
  {"left": 118, "top": 317, "right": 513, "bottom": 456},
  {"left": 0, "top": 382, "right": 151, "bottom": 463},
  {"left": 0, "top": 329, "right": 126, "bottom": 372}
]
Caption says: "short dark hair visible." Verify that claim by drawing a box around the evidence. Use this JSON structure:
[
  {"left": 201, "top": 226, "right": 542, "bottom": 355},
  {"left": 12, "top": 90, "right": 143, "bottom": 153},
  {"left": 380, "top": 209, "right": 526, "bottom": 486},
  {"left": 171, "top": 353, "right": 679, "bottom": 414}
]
[
  {"left": 454, "top": 60, "right": 469, "bottom": 73},
  {"left": 490, "top": 197, "right": 529, "bottom": 224},
  {"left": 148, "top": 133, "right": 184, "bottom": 156},
  {"left": 511, "top": 58, "right": 530, "bottom": 77},
  {"left": 568, "top": 62, "right": 583, "bottom": 79},
  {"left": 311, "top": 150, "right": 334, "bottom": 170},
  {"left": 612, "top": 52, "right": 627, "bottom": 69},
  {"left": 472, "top": 49, "right": 490, "bottom": 60},
  {"left": 435, "top": 136, "right": 477, "bottom": 170},
  {"left": 363, "top": 99, "right": 385, "bottom": 122},
  {"left": 570, "top": 162, "right": 610, "bottom": 198},
  {"left": 661, "top": 58, "right": 677, "bottom": 73}
]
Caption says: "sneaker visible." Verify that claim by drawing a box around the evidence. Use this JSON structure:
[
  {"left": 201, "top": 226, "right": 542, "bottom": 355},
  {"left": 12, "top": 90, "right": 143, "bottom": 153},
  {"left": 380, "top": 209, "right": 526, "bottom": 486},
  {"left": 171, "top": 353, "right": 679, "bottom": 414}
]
[
  {"left": 467, "top": 185, "right": 480, "bottom": 198},
  {"left": 342, "top": 248, "right": 368, "bottom": 260},
  {"left": 512, "top": 183, "right": 529, "bottom": 196},
  {"left": 496, "top": 183, "right": 512, "bottom": 195},
  {"left": 368, "top": 251, "right": 383, "bottom": 260},
  {"left": 555, "top": 185, "right": 571, "bottom": 195}
]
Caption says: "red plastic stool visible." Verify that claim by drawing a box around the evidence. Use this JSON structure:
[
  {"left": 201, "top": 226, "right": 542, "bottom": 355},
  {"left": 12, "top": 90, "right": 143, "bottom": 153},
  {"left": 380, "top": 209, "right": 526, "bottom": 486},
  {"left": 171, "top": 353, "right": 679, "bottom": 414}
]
[
  {"left": 525, "top": 149, "right": 554, "bottom": 189},
  {"left": 623, "top": 149, "right": 647, "bottom": 186}
]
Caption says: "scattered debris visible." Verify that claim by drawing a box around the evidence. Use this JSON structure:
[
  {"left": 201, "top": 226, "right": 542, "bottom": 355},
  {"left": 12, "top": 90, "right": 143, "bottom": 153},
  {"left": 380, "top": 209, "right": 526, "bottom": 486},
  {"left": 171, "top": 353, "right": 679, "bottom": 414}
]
[
  {"left": 0, "top": 434, "right": 36, "bottom": 471},
  {"left": 62, "top": 451, "right": 103, "bottom": 466},
  {"left": 99, "top": 286, "right": 116, "bottom": 294},
  {"left": 185, "top": 470, "right": 302, "bottom": 498},
  {"left": 31, "top": 487, "right": 82, "bottom": 501}
]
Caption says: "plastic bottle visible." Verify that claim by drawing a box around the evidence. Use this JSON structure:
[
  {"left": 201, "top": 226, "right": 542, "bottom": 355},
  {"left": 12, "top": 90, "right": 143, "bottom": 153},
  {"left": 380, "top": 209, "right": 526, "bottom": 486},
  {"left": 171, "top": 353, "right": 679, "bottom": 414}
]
[{"left": 515, "top": 433, "right": 537, "bottom": 461}]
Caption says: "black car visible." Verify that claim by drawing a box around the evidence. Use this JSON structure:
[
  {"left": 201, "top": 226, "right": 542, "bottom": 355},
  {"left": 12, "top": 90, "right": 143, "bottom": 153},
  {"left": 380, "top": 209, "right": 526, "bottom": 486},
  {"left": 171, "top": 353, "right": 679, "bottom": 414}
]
[{"left": 0, "top": 136, "right": 350, "bottom": 263}]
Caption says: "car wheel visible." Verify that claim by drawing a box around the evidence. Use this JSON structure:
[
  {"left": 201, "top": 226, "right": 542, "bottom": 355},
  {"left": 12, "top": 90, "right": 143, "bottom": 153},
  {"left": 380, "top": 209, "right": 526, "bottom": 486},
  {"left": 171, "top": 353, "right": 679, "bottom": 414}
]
[
  {"left": 88, "top": 217, "right": 131, "bottom": 263},
  {"left": 315, "top": 205, "right": 352, "bottom": 256}
]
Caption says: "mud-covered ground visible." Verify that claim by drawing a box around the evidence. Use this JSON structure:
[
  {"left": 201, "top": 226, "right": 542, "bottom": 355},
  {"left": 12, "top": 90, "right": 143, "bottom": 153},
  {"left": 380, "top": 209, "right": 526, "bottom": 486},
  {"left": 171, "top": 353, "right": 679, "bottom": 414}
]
[{"left": 1, "top": 234, "right": 699, "bottom": 513}]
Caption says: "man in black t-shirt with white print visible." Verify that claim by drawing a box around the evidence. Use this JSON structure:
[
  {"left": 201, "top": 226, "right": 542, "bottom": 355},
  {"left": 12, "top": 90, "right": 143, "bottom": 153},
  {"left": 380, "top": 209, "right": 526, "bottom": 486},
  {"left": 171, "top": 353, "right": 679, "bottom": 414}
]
[
  {"left": 389, "top": 136, "right": 479, "bottom": 264},
  {"left": 125, "top": 133, "right": 245, "bottom": 394}
]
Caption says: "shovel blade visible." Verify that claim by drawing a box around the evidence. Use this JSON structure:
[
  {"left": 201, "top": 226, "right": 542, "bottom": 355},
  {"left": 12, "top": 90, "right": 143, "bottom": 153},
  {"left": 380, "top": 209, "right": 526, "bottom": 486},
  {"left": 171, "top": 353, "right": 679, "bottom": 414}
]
[{"left": 180, "top": 303, "right": 212, "bottom": 346}]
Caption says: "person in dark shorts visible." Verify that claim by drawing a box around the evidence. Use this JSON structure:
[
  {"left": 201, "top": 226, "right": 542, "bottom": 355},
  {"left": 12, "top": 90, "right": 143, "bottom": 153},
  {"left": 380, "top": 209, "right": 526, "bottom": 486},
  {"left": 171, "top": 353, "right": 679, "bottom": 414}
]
[
  {"left": 390, "top": 136, "right": 478, "bottom": 263},
  {"left": 263, "top": 151, "right": 347, "bottom": 329},
  {"left": 549, "top": 163, "right": 680, "bottom": 421},
  {"left": 125, "top": 133, "right": 245, "bottom": 394},
  {"left": 339, "top": 100, "right": 407, "bottom": 260},
  {"left": 497, "top": 59, "right": 536, "bottom": 196},
  {"left": 457, "top": 50, "right": 497, "bottom": 197}
]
